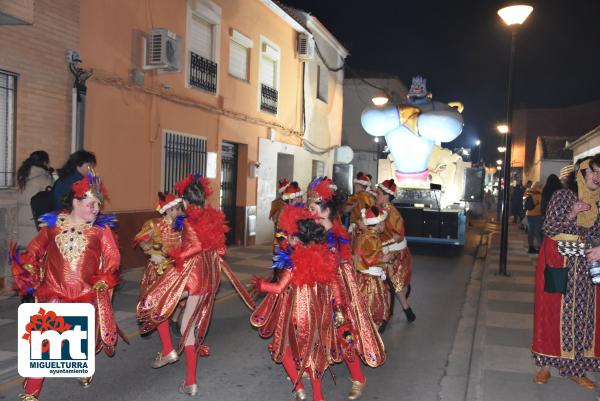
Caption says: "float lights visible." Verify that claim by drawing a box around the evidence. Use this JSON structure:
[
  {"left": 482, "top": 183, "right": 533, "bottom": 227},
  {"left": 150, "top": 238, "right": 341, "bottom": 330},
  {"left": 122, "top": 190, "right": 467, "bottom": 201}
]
[{"left": 374, "top": 137, "right": 380, "bottom": 143}]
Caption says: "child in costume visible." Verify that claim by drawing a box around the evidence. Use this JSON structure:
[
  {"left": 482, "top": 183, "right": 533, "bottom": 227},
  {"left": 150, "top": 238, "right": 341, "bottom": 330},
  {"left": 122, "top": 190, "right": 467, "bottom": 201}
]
[
  {"left": 133, "top": 192, "right": 183, "bottom": 302},
  {"left": 307, "top": 177, "right": 385, "bottom": 400},
  {"left": 352, "top": 206, "right": 390, "bottom": 331},
  {"left": 375, "top": 179, "right": 415, "bottom": 323},
  {"left": 251, "top": 205, "right": 340, "bottom": 401},
  {"left": 137, "top": 175, "right": 254, "bottom": 396},
  {"left": 11, "top": 173, "right": 123, "bottom": 401},
  {"left": 344, "top": 173, "right": 376, "bottom": 243}
]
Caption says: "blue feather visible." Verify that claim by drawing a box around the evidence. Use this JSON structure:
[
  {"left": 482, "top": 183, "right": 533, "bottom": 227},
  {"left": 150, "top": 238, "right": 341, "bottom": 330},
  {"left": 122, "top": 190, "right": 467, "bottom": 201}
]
[
  {"left": 272, "top": 246, "right": 293, "bottom": 270},
  {"left": 327, "top": 230, "right": 349, "bottom": 251},
  {"left": 309, "top": 176, "right": 325, "bottom": 189},
  {"left": 94, "top": 213, "right": 117, "bottom": 228},
  {"left": 38, "top": 212, "right": 59, "bottom": 228},
  {"left": 173, "top": 215, "right": 185, "bottom": 231}
]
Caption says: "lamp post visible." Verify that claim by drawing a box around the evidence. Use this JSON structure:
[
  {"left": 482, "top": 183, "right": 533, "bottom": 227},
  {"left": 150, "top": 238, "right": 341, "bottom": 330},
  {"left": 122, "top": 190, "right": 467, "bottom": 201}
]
[
  {"left": 497, "top": 3, "right": 533, "bottom": 276},
  {"left": 475, "top": 139, "right": 481, "bottom": 164}
]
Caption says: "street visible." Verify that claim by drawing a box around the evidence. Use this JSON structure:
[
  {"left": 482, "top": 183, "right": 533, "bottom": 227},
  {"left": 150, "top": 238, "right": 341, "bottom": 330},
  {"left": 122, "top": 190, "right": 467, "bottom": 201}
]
[{"left": 0, "top": 224, "right": 484, "bottom": 401}]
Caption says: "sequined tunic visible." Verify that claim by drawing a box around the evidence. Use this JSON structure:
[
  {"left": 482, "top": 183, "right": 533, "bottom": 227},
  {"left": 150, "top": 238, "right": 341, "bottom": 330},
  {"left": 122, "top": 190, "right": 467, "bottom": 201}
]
[{"left": 380, "top": 202, "right": 413, "bottom": 292}]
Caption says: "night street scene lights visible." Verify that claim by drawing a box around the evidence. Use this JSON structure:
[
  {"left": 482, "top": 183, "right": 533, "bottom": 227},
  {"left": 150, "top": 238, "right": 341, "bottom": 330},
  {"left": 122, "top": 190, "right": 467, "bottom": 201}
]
[
  {"left": 496, "top": 124, "right": 509, "bottom": 134},
  {"left": 497, "top": 146, "right": 507, "bottom": 153},
  {"left": 497, "top": 3, "right": 533, "bottom": 276}
]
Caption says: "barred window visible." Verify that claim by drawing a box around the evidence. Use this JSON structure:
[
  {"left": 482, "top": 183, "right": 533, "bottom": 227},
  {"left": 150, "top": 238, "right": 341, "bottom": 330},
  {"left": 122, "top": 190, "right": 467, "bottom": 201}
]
[
  {"left": 162, "top": 131, "right": 207, "bottom": 193},
  {"left": 0, "top": 71, "right": 16, "bottom": 188}
]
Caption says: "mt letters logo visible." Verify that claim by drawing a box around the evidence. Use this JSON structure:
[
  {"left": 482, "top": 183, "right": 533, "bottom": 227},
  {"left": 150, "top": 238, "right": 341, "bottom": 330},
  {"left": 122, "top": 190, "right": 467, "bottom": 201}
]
[{"left": 18, "top": 303, "right": 95, "bottom": 377}]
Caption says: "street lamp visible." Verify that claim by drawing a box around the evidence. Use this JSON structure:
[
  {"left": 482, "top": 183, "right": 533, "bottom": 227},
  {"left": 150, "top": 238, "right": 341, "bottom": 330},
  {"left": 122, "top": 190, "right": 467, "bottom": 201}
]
[
  {"left": 496, "top": 159, "right": 503, "bottom": 165},
  {"left": 498, "top": 146, "right": 507, "bottom": 153},
  {"left": 497, "top": 3, "right": 533, "bottom": 276},
  {"left": 371, "top": 96, "right": 389, "bottom": 106},
  {"left": 497, "top": 124, "right": 509, "bottom": 134}
]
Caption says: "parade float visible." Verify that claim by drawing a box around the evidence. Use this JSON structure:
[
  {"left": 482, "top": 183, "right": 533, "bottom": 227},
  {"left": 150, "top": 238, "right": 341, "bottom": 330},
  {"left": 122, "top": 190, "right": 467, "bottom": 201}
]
[{"left": 361, "top": 76, "right": 483, "bottom": 245}]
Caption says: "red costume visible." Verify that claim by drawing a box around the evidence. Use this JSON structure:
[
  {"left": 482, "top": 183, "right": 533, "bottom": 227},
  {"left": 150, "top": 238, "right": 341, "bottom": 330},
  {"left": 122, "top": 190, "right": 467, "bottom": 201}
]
[
  {"left": 137, "top": 174, "right": 254, "bottom": 395},
  {"left": 251, "top": 205, "right": 339, "bottom": 401},
  {"left": 11, "top": 174, "right": 122, "bottom": 400},
  {"left": 532, "top": 187, "right": 600, "bottom": 377},
  {"left": 132, "top": 193, "right": 182, "bottom": 303}
]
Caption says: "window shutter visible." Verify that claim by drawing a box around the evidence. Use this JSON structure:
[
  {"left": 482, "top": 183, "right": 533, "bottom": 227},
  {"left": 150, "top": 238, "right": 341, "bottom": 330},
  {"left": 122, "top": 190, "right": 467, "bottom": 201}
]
[
  {"left": 260, "top": 56, "right": 276, "bottom": 88},
  {"left": 229, "top": 39, "right": 248, "bottom": 81},
  {"left": 0, "top": 73, "right": 15, "bottom": 187},
  {"left": 189, "top": 14, "right": 212, "bottom": 60}
]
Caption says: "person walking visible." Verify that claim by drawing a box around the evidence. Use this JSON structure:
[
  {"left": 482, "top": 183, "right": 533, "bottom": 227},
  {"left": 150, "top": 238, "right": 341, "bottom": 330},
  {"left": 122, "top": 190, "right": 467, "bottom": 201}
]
[
  {"left": 524, "top": 181, "right": 543, "bottom": 253},
  {"left": 532, "top": 155, "right": 600, "bottom": 389},
  {"left": 52, "top": 150, "right": 97, "bottom": 210},
  {"left": 510, "top": 183, "right": 524, "bottom": 224},
  {"left": 16, "top": 151, "right": 54, "bottom": 246}
]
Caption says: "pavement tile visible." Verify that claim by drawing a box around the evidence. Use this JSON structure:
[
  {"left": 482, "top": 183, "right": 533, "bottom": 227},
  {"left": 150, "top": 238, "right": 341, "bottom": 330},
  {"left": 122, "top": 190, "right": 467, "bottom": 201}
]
[
  {"left": 485, "top": 327, "right": 532, "bottom": 349},
  {"left": 486, "top": 311, "right": 533, "bottom": 330},
  {"left": 487, "top": 300, "right": 533, "bottom": 315},
  {"left": 487, "top": 290, "right": 533, "bottom": 303},
  {"left": 487, "top": 275, "right": 535, "bottom": 286},
  {"left": 483, "top": 344, "right": 537, "bottom": 374},
  {"left": 486, "top": 282, "right": 534, "bottom": 293},
  {"left": 482, "top": 369, "right": 596, "bottom": 401}
]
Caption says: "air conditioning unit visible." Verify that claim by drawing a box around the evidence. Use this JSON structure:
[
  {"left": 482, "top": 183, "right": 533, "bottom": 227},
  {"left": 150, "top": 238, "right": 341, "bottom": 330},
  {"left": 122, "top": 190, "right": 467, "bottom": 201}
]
[
  {"left": 297, "top": 33, "right": 315, "bottom": 61},
  {"left": 145, "top": 28, "right": 181, "bottom": 72}
]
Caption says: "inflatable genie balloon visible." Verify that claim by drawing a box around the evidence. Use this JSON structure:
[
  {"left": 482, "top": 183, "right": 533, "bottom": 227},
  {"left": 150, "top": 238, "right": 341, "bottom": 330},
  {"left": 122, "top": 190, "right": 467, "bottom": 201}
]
[{"left": 361, "top": 76, "right": 464, "bottom": 187}]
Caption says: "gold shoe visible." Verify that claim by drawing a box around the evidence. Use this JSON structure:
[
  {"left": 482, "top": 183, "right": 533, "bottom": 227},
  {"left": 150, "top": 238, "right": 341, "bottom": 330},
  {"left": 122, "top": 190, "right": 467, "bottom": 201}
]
[
  {"left": 19, "top": 395, "right": 39, "bottom": 401},
  {"left": 294, "top": 388, "right": 307, "bottom": 401},
  {"left": 78, "top": 376, "right": 93, "bottom": 388},
  {"left": 533, "top": 368, "right": 550, "bottom": 384},
  {"left": 179, "top": 382, "right": 198, "bottom": 396},
  {"left": 348, "top": 379, "right": 367, "bottom": 400},
  {"left": 151, "top": 349, "right": 179, "bottom": 369},
  {"left": 568, "top": 375, "right": 597, "bottom": 390}
]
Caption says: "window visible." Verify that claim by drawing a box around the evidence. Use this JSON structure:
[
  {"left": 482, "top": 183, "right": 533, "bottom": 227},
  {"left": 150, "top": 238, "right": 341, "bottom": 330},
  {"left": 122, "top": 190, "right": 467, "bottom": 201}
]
[
  {"left": 229, "top": 30, "right": 252, "bottom": 82},
  {"left": 317, "top": 64, "right": 328, "bottom": 102},
  {"left": 259, "top": 38, "right": 280, "bottom": 114},
  {"left": 312, "top": 160, "right": 325, "bottom": 178},
  {"left": 162, "top": 131, "right": 207, "bottom": 192},
  {"left": 0, "top": 71, "right": 16, "bottom": 188},
  {"left": 187, "top": 1, "right": 221, "bottom": 94}
]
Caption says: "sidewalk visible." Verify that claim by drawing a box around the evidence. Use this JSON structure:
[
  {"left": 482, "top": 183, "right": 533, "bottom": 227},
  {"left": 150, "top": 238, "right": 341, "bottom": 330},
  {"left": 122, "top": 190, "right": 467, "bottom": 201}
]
[
  {"left": 443, "top": 221, "right": 600, "bottom": 401},
  {"left": 0, "top": 244, "right": 273, "bottom": 389}
]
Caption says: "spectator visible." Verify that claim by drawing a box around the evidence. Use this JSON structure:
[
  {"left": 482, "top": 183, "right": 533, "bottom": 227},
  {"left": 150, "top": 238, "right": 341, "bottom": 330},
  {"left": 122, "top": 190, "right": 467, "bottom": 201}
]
[
  {"left": 16, "top": 151, "right": 54, "bottom": 245},
  {"left": 525, "top": 181, "right": 542, "bottom": 253},
  {"left": 510, "top": 183, "right": 524, "bottom": 223},
  {"left": 52, "top": 150, "right": 96, "bottom": 210},
  {"left": 540, "top": 174, "right": 563, "bottom": 219}
]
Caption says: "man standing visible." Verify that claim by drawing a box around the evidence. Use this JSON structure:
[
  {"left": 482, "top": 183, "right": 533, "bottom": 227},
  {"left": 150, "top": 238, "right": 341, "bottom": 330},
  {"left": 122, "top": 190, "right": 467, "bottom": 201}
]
[{"left": 524, "top": 181, "right": 542, "bottom": 253}]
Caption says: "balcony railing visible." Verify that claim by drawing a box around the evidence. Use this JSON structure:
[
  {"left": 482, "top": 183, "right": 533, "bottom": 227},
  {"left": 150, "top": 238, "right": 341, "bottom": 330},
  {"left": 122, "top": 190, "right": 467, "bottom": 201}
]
[
  {"left": 260, "top": 83, "right": 278, "bottom": 114},
  {"left": 189, "top": 51, "right": 217, "bottom": 94}
]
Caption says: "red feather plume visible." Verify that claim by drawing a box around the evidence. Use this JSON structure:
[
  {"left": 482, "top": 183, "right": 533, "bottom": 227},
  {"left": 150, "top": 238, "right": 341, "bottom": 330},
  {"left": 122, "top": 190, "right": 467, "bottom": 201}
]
[
  {"left": 291, "top": 243, "right": 337, "bottom": 286},
  {"left": 277, "top": 205, "right": 316, "bottom": 235},
  {"left": 186, "top": 205, "right": 229, "bottom": 252},
  {"left": 174, "top": 175, "right": 213, "bottom": 198}
]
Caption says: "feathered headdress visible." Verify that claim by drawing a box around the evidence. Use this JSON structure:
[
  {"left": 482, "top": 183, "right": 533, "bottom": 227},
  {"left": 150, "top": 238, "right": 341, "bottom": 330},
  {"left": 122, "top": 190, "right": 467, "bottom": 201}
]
[
  {"left": 277, "top": 204, "right": 316, "bottom": 235},
  {"left": 72, "top": 173, "right": 108, "bottom": 203},
  {"left": 174, "top": 174, "right": 213, "bottom": 198},
  {"left": 155, "top": 192, "right": 182, "bottom": 214},
  {"left": 308, "top": 176, "right": 337, "bottom": 204}
]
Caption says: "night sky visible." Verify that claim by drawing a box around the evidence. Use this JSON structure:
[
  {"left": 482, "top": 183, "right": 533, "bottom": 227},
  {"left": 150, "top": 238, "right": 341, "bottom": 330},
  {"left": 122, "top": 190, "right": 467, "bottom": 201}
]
[{"left": 283, "top": 0, "right": 600, "bottom": 163}]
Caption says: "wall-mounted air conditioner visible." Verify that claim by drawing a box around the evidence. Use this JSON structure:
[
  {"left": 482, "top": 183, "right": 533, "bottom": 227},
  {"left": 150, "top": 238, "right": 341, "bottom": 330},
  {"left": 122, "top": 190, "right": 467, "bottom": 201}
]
[
  {"left": 144, "top": 28, "right": 181, "bottom": 72},
  {"left": 297, "top": 33, "right": 315, "bottom": 61}
]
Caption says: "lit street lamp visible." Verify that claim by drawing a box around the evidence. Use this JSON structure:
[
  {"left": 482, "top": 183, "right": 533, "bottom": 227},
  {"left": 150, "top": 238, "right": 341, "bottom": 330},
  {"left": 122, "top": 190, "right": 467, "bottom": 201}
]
[
  {"left": 498, "top": 146, "right": 507, "bottom": 153},
  {"left": 371, "top": 96, "right": 389, "bottom": 106},
  {"left": 474, "top": 139, "right": 481, "bottom": 164},
  {"left": 497, "top": 3, "right": 533, "bottom": 276},
  {"left": 496, "top": 159, "right": 503, "bottom": 165},
  {"left": 497, "top": 124, "right": 509, "bottom": 134}
]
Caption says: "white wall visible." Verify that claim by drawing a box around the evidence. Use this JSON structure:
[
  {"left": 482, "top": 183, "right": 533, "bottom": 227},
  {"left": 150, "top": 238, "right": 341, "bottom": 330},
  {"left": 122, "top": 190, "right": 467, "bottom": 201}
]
[
  {"left": 256, "top": 138, "right": 333, "bottom": 244},
  {"left": 540, "top": 160, "right": 571, "bottom": 184}
]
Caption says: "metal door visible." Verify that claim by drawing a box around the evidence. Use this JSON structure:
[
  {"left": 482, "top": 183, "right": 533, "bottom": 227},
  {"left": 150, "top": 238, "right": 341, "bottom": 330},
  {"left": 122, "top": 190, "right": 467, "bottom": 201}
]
[{"left": 220, "top": 142, "right": 238, "bottom": 244}]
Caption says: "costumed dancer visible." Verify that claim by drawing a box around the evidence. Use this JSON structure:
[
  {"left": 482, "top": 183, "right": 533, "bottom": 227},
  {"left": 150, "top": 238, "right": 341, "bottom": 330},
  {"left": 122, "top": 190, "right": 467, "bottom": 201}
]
[
  {"left": 532, "top": 156, "right": 600, "bottom": 389},
  {"left": 352, "top": 206, "right": 390, "bottom": 331},
  {"left": 137, "top": 174, "right": 255, "bottom": 396},
  {"left": 11, "top": 173, "right": 123, "bottom": 401},
  {"left": 375, "top": 179, "right": 415, "bottom": 323},
  {"left": 307, "top": 177, "right": 385, "bottom": 400},
  {"left": 133, "top": 192, "right": 184, "bottom": 335},
  {"left": 344, "top": 173, "right": 376, "bottom": 241},
  {"left": 251, "top": 205, "right": 340, "bottom": 401}
]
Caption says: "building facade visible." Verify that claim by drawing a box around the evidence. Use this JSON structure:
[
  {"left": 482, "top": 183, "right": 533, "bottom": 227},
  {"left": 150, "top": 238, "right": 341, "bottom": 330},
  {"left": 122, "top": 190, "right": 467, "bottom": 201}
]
[{"left": 0, "top": 0, "right": 79, "bottom": 288}]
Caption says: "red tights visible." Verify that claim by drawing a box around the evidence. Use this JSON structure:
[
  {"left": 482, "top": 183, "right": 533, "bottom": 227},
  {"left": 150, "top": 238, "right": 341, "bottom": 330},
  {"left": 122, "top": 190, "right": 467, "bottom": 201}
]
[
  {"left": 344, "top": 351, "right": 366, "bottom": 383},
  {"left": 23, "top": 378, "right": 44, "bottom": 397},
  {"left": 282, "top": 347, "right": 324, "bottom": 401},
  {"left": 185, "top": 345, "right": 197, "bottom": 386},
  {"left": 156, "top": 320, "right": 174, "bottom": 356}
]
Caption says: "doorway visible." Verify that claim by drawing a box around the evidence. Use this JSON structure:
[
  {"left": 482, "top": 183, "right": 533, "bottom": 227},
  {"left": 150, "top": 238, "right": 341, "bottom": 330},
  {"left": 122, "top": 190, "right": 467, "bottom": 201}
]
[
  {"left": 276, "top": 153, "right": 294, "bottom": 194},
  {"left": 220, "top": 142, "right": 238, "bottom": 244}
]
